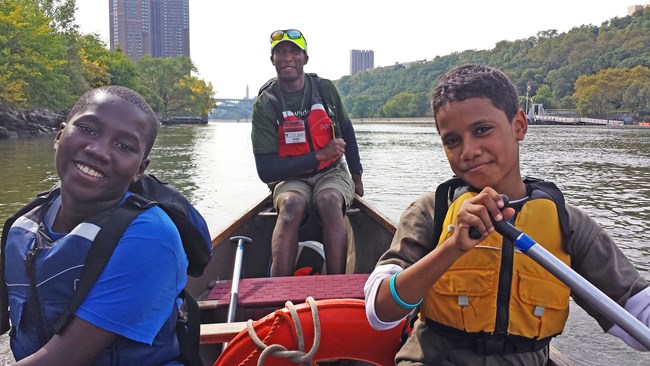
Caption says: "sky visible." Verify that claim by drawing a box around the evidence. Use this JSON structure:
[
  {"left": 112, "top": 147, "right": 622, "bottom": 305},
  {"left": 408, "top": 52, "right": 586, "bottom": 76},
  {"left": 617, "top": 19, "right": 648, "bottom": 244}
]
[{"left": 74, "top": 0, "right": 635, "bottom": 99}]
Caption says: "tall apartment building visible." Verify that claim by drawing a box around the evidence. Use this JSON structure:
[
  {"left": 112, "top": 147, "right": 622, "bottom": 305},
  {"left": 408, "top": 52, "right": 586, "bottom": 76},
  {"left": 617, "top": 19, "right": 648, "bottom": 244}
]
[
  {"left": 109, "top": 0, "right": 190, "bottom": 61},
  {"left": 350, "top": 50, "right": 374, "bottom": 75}
]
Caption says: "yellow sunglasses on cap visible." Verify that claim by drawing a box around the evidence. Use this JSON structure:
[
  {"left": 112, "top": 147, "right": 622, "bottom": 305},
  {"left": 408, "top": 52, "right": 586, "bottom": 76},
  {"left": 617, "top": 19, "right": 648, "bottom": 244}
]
[{"left": 270, "top": 29, "right": 307, "bottom": 53}]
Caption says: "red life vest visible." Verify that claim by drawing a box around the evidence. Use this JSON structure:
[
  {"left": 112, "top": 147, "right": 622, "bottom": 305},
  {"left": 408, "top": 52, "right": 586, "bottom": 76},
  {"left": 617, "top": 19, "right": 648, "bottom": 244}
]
[
  {"left": 277, "top": 104, "right": 336, "bottom": 171},
  {"left": 263, "top": 75, "right": 338, "bottom": 173}
]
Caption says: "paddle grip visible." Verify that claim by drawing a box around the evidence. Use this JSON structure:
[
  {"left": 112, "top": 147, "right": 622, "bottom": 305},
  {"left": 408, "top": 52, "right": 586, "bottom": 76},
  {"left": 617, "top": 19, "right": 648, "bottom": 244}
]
[{"left": 468, "top": 194, "right": 513, "bottom": 239}]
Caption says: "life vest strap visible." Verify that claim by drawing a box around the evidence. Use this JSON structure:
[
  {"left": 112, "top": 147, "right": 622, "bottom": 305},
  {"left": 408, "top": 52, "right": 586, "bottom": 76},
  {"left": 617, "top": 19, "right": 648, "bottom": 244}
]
[{"left": 424, "top": 318, "right": 552, "bottom": 355}]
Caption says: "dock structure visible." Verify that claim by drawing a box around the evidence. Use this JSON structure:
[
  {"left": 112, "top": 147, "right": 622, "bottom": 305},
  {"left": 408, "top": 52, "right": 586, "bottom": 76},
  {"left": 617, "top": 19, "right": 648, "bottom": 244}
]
[
  {"left": 529, "top": 115, "right": 623, "bottom": 126},
  {"left": 527, "top": 103, "right": 623, "bottom": 126}
]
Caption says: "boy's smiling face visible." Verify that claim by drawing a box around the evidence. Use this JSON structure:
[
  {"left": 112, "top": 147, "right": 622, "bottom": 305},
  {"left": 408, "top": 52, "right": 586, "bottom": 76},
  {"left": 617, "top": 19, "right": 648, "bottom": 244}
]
[
  {"left": 437, "top": 97, "right": 528, "bottom": 196},
  {"left": 54, "top": 92, "right": 151, "bottom": 209}
]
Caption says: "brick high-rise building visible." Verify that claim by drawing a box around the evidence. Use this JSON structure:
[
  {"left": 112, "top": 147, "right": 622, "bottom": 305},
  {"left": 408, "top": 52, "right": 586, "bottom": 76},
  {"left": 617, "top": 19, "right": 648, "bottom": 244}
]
[
  {"left": 350, "top": 50, "right": 374, "bottom": 75},
  {"left": 109, "top": 0, "right": 190, "bottom": 61}
]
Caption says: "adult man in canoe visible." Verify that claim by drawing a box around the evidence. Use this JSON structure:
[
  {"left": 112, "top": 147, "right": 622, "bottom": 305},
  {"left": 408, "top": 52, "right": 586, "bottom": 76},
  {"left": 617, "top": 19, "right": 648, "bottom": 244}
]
[{"left": 251, "top": 29, "right": 364, "bottom": 277}]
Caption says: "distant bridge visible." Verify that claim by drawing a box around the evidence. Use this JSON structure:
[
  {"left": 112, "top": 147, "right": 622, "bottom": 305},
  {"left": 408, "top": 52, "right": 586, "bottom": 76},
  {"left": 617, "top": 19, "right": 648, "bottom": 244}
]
[{"left": 211, "top": 98, "right": 254, "bottom": 120}]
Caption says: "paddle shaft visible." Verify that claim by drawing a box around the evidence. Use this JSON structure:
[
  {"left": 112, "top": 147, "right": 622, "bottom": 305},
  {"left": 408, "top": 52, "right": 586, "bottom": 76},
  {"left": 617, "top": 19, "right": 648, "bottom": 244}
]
[
  {"left": 494, "top": 220, "right": 650, "bottom": 350},
  {"left": 227, "top": 236, "right": 251, "bottom": 323}
]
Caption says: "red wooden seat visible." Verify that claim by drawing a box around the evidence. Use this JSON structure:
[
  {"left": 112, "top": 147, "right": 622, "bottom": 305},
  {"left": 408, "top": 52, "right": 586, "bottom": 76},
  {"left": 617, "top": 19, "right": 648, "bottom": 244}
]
[{"left": 207, "top": 273, "right": 369, "bottom": 309}]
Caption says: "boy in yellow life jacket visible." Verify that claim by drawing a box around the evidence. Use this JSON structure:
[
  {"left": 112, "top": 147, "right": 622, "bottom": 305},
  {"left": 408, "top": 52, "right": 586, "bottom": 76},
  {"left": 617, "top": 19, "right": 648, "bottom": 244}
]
[{"left": 364, "top": 64, "right": 650, "bottom": 365}]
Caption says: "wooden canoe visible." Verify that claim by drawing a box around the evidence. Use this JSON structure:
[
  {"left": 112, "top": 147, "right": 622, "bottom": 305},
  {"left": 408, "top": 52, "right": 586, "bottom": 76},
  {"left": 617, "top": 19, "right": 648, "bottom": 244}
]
[{"left": 187, "top": 193, "right": 572, "bottom": 366}]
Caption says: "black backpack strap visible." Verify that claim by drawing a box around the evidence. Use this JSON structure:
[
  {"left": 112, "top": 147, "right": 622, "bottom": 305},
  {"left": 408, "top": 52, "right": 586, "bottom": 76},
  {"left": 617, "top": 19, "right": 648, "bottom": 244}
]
[
  {"left": 262, "top": 85, "right": 286, "bottom": 126},
  {"left": 309, "top": 73, "right": 329, "bottom": 112},
  {"left": 258, "top": 78, "right": 285, "bottom": 125},
  {"left": 176, "top": 289, "right": 202, "bottom": 366},
  {"left": 53, "top": 194, "right": 154, "bottom": 334},
  {"left": 0, "top": 185, "right": 60, "bottom": 334},
  {"left": 257, "top": 77, "right": 277, "bottom": 96}
]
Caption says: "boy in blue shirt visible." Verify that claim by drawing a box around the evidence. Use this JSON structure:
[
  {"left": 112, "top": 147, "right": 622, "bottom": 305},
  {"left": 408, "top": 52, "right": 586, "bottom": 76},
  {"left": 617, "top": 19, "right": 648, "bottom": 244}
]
[{"left": 4, "top": 86, "right": 188, "bottom": 365}]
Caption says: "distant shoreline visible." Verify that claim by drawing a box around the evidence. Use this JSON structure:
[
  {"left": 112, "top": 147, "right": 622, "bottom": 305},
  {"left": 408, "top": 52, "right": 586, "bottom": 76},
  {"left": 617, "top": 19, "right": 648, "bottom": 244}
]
[
  {"left": 206, "top": 118, "right": 649, "bottom": 126},
  {"left": 353, "top": 117, "right": 435, "bottom": 124},
  {"left": 0, "top": 107, "right": 64, "bottom": 139},
  {"left": 207, "top": 118, "right": 436, "bottom": 124}
]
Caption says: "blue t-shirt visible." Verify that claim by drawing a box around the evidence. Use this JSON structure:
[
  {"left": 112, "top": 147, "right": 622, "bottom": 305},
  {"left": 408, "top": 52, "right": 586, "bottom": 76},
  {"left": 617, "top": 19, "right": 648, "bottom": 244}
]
[{"left": 75, "top": 204, "right": 188, "bottom": 345}]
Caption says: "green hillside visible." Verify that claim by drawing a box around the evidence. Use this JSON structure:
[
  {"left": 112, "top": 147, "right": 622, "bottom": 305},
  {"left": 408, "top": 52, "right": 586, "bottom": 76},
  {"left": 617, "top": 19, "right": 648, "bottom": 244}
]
[{"left": 335, "top": 9, "right": 650, "bottom": 121}]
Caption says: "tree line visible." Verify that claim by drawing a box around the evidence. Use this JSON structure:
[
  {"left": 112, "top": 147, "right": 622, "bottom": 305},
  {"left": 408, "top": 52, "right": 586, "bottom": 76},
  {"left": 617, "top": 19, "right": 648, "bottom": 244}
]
[
  {"left": 2, "top": 2, "right": 648, "bottom": 122},
  {"left": 0, "top": 0, "right": 215, "bottom": 120},
  {"left": 335, "top": 8, "right": 650, "bottom": 122}
]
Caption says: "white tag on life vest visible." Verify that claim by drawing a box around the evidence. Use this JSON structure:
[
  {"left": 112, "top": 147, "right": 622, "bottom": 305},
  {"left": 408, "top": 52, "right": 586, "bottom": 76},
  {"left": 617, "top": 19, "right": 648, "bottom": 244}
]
[{"left": 284, "top": 119, "right": 306, "bottom": 144}]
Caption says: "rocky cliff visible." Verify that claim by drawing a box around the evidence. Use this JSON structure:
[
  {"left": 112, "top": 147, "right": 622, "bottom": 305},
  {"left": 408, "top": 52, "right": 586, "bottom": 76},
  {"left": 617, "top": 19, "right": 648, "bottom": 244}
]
[{"left": 0, "top": 106, "right": 66, "bottom": 139}]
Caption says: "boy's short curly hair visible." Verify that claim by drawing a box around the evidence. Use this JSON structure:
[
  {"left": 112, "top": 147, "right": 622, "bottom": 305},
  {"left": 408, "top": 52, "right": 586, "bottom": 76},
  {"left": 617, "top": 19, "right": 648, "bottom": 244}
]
[
  {"left": 67, "top": 86, "right": 158, "bottom": 157},
  {"left": 431, "top": 64, "right": 520, "bottom": 126}
]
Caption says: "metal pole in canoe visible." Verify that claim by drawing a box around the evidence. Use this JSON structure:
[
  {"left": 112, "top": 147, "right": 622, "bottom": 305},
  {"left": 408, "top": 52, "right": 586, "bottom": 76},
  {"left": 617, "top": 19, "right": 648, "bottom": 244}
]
[
  {"left": 227, "top": 236, "right": 251, "bottom": 324},
  {"left": 223, "top": 236, "right": 251, "bottom": 349},
  {"left": 492, "top": 218, "right": 650, "bottom": 350}
]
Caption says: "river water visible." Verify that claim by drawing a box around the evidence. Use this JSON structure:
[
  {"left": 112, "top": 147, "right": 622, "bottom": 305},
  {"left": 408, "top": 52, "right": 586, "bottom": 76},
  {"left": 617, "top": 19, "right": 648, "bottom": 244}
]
[{"left": 0, "top": 122, "right": 649, "bottom": 365}]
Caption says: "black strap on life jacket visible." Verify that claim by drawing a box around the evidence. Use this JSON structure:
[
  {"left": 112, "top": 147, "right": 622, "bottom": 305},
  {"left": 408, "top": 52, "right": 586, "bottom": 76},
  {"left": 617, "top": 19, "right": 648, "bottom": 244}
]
[
  {"left": 25, "top": 243, "right": 47, "bottom": 347},
  {"left": 431, "top": 177, "right": 469, "bottom": 245}
]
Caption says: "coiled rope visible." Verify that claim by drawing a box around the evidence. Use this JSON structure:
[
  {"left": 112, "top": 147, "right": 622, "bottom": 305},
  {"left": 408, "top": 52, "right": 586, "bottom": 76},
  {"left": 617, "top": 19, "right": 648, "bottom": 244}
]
[{"left": 245, "top": 296, "right": 321, "bottom": 366}]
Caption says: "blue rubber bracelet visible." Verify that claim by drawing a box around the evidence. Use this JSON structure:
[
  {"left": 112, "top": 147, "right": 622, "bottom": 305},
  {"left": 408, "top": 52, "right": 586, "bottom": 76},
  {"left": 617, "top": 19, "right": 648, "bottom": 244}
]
[{"left": 389, "top": 272, "right": 423, "bottom": 309}]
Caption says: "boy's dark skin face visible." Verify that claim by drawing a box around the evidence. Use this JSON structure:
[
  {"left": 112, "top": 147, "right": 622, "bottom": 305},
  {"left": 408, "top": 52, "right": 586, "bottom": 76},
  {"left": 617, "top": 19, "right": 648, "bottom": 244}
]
[
  {"left": 52, "top": 92, "right": 151, "bottom": 232},
  {"left": 436, "top": 97, "right": 528, "bottom": 200},
  {"left": 270, "top": 41, "right": 309, "bottom": 92}
]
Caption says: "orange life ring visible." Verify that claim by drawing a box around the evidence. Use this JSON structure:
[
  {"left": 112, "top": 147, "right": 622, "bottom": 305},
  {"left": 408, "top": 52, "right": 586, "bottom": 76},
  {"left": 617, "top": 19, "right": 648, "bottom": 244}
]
[{"left": 214, "top": 298, "right": 406, "bottom": 365}]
